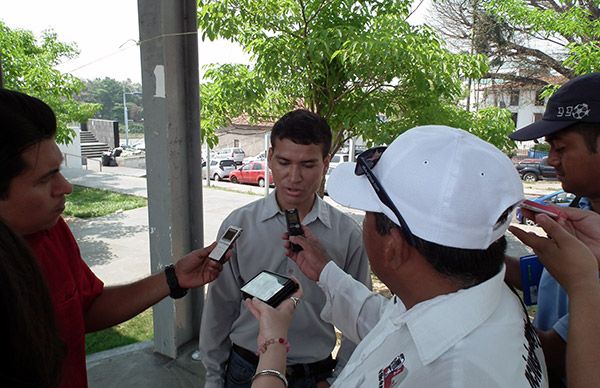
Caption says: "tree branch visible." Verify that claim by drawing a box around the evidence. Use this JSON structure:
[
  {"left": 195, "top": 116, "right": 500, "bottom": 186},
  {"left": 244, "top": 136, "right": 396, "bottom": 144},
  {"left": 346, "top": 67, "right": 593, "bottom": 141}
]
[{"left": 502, "top": 42, "right": 576, "bottom": 78}]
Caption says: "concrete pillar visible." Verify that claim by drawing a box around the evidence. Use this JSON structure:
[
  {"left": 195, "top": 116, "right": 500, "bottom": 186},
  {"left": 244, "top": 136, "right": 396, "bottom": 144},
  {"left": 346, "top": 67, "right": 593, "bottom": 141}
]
[{"left": 137, "top": 0, "right": 204, "bottom": 358}]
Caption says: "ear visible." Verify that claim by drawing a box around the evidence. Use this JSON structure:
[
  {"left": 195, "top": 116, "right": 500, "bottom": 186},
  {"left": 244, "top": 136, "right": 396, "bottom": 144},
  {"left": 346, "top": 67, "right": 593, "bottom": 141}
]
[
  {"left": 382, "top": 227, "right": 411, "bottom": 272},
  {"left": 268, "top": 147, "right": 274, "bottom": 162},
  {"left": 322, "top": 154, "right": 331, "bottom": 173}
]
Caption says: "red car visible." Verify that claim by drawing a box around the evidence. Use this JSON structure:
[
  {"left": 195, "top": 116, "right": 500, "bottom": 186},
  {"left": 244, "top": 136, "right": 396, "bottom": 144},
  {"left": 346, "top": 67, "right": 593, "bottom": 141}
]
[{"left": 229, "top": 161, "right": 274, "bottom": 187}]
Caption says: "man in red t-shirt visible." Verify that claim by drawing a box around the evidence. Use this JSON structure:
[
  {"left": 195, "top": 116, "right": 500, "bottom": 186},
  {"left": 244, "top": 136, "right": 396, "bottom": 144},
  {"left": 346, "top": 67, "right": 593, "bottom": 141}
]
[{"left": 0, "top": 89, "right": 227, "bottom": 387}]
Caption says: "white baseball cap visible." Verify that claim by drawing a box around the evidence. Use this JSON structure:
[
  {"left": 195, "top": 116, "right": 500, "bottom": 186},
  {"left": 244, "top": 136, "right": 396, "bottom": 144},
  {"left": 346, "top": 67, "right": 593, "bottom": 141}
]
[{"left": 327, "top": 125, "right": 524, "bottom": 249}]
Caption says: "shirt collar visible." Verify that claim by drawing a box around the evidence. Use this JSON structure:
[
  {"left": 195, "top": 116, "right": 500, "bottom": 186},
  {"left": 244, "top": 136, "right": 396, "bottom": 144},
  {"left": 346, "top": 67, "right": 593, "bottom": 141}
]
[
  {"left": 393, "top": 266, "right": 506, "bottom": 365},
  {"left": 258, "top": 189, "right": 332, "bottom": 229}
]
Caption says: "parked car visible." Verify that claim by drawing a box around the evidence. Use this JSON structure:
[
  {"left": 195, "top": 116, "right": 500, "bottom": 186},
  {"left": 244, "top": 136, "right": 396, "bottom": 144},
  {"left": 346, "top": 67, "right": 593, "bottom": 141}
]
[
  {"left": 229, "top": 161, "right": 273, "bottom": 187},
  {"left": 516, "top": 190, "right": 575, "bottom": 225},
  {"left": 243, "top": 151, "right": 266, "bottom": 164},
  {"left": 214, "top": 147, "right": 245, "bottom": 165},
  {"left": 202, "top": 159, "right": 236, "bottom": 181},
  {"left": 329, "top": 153, "right": 350, "bottom": 169},
  {"left": 515, "top": 157, "right": 557, "bottom": 182}
]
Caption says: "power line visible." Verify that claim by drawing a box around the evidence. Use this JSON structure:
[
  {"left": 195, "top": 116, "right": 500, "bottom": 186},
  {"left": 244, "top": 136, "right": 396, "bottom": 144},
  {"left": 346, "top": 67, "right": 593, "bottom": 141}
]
[{"left": 64, "top": 31, "right": 199, "bottom": 74}]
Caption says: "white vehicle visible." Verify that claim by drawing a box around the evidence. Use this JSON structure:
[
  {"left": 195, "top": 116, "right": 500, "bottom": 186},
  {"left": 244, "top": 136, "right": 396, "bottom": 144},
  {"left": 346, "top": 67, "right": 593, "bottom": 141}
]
[
  {"left": 243, "top": 150, "right": 266, "bottom": 164},
  {"left": 329, "top": 153, "right": 350, "bottom": 169},
  {"left": 202, "top": 158, "right": 237, "bottom": 180},
  {"left": 214, "top": 147, "right": 245, "bottom": 165}
]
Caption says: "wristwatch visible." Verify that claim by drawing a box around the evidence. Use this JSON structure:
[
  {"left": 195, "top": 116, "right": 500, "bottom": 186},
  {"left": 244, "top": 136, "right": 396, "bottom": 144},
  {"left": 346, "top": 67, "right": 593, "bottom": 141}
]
[{"left": 165, "top": 264, "right": 188, "bottom": 299}]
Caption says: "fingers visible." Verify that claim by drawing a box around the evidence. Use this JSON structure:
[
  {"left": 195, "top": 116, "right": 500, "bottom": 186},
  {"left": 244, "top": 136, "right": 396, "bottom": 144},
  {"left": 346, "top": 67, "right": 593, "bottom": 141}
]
[
  {"left": 508, "top": 225, "right": 551, "bottom": 253},
  {"left": 202, "top": 241, "right": 218, "bottom": 255},
  {"left": 558, "top": 206, "right": 593, "bottom": 221}
]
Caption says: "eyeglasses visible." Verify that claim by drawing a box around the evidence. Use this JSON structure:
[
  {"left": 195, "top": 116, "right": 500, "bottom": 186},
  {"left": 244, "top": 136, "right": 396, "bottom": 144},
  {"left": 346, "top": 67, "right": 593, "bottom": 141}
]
[{"left": 355, "top": 146, "right": 416, "bottom": 246}]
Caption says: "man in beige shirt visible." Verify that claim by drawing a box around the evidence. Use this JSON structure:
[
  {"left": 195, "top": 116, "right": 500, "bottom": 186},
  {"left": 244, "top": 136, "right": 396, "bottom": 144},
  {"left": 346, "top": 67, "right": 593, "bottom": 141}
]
[{"left": 198, "top": 109, "right": 371, "bottom": 388}]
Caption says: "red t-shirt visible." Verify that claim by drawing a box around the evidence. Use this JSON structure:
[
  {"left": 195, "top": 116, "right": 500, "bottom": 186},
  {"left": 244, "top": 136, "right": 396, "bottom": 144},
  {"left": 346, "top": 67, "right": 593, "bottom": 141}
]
[{"left": 26, "top": 218, "right": 104, "bottom": 388}]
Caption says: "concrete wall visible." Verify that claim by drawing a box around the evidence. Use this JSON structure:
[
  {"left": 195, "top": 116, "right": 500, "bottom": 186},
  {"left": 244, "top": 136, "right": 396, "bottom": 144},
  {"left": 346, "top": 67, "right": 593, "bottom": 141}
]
[
  {"left": 58, "top": 126, "right": 83, "bottom": 166},
  {"left": 87, "top": 119, "right": 120, "bottom": 148},
  {"left": 215, "top": 125, "right": 271, "bottom": 159}
]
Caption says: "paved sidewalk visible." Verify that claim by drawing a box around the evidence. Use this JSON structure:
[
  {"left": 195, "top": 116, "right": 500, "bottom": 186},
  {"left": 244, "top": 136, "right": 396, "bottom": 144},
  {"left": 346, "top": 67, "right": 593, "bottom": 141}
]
[{"left": 60, "top": 165, "right": 550, "bottom": 387}]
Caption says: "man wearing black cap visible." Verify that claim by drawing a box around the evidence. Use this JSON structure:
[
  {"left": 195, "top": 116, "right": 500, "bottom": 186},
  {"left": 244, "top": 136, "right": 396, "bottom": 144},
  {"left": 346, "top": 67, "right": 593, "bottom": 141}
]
[{"left": 508, "top": 72, "right": 600, "bottom": 386}]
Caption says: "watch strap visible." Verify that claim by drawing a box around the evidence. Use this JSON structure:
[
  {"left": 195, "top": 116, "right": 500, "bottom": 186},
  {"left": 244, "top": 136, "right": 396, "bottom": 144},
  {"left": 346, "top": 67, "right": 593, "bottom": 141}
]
[{"left": 165, "top": 264, "right": 188, "bottom": 299}]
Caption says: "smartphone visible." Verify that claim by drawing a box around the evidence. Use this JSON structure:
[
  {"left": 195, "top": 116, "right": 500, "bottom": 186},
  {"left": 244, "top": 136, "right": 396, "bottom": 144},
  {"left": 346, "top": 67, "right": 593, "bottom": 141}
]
[
  {"left": 520, "top": 200, "right": 561, "bottom": 218},
  {"left": 241, "top": 270, "right": 299, "bottom": 307},
  {"left": 285, "top": 208, "right": 304, "bottom": 252},
  {"left": 209, "top": 226, "right": 243, "bottom": 263}
]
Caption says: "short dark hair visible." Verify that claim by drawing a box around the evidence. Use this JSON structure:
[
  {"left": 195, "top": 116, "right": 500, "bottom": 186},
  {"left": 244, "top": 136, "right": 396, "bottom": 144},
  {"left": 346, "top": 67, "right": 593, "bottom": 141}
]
[
  {"left": 373, "top": 212, "right": 506, "bottom": 287},
  {"left": 560, "top": 122, "right": 600, "bottom": 153},
  {"left": 271, "top": 109, "right": 332, "bottom": 158},
  {"left": 0, "top": 89, "right": 57, "bottom": 198},
  {"left": 0, "top": 219, "right": 65, "bottom": 387}
]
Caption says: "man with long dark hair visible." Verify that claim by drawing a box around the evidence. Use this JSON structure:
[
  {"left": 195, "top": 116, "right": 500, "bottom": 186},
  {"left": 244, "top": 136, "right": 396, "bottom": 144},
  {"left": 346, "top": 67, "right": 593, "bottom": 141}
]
[{"left": 0, "top": 219, "right": 65, "bottom": 388}]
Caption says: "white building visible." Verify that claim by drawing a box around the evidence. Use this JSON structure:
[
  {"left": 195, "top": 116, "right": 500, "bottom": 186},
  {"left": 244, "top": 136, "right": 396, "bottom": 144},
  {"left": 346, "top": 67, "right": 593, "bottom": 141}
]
[{"left": 471, "top": 75, "right": 567, "bottom": 150}]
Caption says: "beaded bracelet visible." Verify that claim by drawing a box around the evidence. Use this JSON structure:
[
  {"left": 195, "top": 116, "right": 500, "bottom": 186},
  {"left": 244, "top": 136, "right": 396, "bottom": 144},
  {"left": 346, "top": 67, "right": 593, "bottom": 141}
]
[
  {"left": 252, "top": 369, "right": 288, "bottom": 387},
  {"left": 256, "top": 337, "right": 290, "bottom": 355}
]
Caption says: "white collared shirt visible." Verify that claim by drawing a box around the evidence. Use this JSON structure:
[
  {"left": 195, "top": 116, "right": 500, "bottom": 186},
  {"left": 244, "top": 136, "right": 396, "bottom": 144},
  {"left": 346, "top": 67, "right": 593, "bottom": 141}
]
[{"left": 319, "top": 263, "right": 548, "bottom": 388}]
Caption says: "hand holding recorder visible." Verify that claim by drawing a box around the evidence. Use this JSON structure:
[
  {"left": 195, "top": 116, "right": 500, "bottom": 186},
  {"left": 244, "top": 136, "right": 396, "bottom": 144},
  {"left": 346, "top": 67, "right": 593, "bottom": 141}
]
[
  {"left": 284, "top": 224, "right": 331, "bottom": 282},
  {"left": 209, "top": 226, "right": 243, "bottom": 263},
  {"left": 285, "top": 208, "right": 304, "bottom": 252}
]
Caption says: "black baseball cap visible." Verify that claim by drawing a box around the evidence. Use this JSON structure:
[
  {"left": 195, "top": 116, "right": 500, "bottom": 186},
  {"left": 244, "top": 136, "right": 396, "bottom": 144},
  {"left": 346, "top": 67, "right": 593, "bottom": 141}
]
[{"left": 509, "top": 73, "right": 600, "bottom": 141}]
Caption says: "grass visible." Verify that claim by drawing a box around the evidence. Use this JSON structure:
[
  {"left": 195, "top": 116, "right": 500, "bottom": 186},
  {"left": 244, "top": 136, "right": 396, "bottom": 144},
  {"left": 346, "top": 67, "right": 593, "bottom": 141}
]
[
  {"left": 86, "top": 309, "right": 154, "bottom": 355},
  {"left": 64, "top": 185, "right": 147, "bottom": 218},
  {"left": 63, "top": 184, "right": 151, "bottom": 354}
]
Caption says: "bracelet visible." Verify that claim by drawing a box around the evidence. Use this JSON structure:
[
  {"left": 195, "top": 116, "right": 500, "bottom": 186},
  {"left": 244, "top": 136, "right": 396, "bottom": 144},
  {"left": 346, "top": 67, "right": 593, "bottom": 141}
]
[
  {"left": 256, "top": 337, "right": 289, "bottom": 355},
  {"left": 252, "top": 369, "right": 288, "bottom": 388},
  {"left": 164, "top": 264, "right": 188, "bottom": 299}
]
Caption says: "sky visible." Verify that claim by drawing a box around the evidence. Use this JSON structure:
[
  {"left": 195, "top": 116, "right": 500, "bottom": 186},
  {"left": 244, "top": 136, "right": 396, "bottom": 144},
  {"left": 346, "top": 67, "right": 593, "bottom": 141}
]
[{"left": 1, "top": 0, "right": 430, "bottom": 84}]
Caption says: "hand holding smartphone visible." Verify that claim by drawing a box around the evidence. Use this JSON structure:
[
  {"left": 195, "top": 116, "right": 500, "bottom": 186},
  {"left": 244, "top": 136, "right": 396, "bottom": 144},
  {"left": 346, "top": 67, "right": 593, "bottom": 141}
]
[
  {"left": 520, "top": 200, "right": 562, "bottom": 219},
  {"left": 241, "top": 270, "right": 299, "bottom": 307},
  {"left": 285, "top": 208, "right": 304, "bottom": 252},
  {"left": 209, "top": 226, "right": 243, "bottom": 263}
]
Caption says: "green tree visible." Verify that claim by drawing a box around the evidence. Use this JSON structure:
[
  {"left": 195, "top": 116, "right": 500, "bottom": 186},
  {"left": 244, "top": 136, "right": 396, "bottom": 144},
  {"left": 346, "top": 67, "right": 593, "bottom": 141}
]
[
  {"left": 0, "top": 21, "right": 99, "bottom": 144},
  {"left": 198, "top": 0, "right": 508, "bottom": 155},
  {"left": 77, "top": 77, "right": 143, "bottom": 123}
]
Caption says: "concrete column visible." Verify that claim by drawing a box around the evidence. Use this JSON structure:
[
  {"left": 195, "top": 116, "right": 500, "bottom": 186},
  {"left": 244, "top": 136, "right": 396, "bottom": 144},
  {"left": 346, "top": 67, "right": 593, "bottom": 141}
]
[{"left": 137, "top": 0, "right": 204, "bottom": 358}]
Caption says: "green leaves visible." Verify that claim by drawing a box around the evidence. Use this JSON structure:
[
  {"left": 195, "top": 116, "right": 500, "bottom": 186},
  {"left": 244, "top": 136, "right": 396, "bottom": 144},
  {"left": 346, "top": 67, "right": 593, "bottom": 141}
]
[
  {"left": 0, "top": 21, "right": 99, "bottom": 144},
  {"left": 484, "top": 0, "right": 600, "bottom": 77},
  {"left": 197, "top": 0, "right": 505, "bottom": 153}
]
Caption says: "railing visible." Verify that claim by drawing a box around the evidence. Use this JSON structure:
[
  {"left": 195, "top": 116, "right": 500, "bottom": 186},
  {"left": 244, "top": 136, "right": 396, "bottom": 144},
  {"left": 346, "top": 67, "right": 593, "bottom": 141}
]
[{"left": 62, "top": 152, "right": 103, "bottom": 172}]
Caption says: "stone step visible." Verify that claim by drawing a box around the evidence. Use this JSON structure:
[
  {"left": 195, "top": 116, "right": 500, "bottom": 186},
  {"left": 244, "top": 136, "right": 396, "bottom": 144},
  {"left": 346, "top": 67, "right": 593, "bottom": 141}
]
[
  {"left": 80, "top": 131, "right": 99, "bottom": 142},
  {"left": 81, "top": 142, "right": 110, "bottom": 159}
]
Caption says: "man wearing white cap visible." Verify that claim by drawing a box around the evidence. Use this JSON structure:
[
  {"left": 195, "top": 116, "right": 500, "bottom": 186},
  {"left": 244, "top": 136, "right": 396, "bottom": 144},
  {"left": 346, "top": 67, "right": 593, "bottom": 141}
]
[{"left": 286, "top": 125, "right": 548, "bottom": 387}]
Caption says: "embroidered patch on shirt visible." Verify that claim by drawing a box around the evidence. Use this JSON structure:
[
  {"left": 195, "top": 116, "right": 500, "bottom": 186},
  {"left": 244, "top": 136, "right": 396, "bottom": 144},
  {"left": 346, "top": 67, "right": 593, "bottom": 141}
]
[{"left": 378, "top": 353, "right": 408, "bottom": 387}]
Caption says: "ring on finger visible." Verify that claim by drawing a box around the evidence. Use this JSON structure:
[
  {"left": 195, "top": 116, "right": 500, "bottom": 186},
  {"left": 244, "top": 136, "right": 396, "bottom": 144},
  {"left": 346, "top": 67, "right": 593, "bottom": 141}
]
[{"left": 289, "top": 296, "right": 300, "bottom": 308}]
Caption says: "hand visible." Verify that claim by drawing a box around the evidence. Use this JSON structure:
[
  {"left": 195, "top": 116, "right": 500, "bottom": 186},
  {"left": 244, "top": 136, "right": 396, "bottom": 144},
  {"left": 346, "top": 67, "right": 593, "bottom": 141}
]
[
  {"left": 316, "top": 381, "right": 331, "bottom": 388},
  {"left": 174, "top": 241, "right": 229, "bottom": 288},
  {"left": 553, "top": 207, "right": 600, "bottom": 261},
  {"left": 283, "top": 225, "right": 330, "bottom": 281},
  {"left": 509, "top": 214, "right": 599, "bottom": 294},
  {"left": 245, "top": 283, "right": 303, "bottom": 347}
]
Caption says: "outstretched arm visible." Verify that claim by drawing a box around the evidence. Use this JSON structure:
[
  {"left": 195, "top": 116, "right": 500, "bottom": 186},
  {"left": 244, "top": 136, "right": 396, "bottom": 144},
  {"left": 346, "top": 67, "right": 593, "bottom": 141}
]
[{"left": 85, "top": 242, "right": 226, "bottom": 332}]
